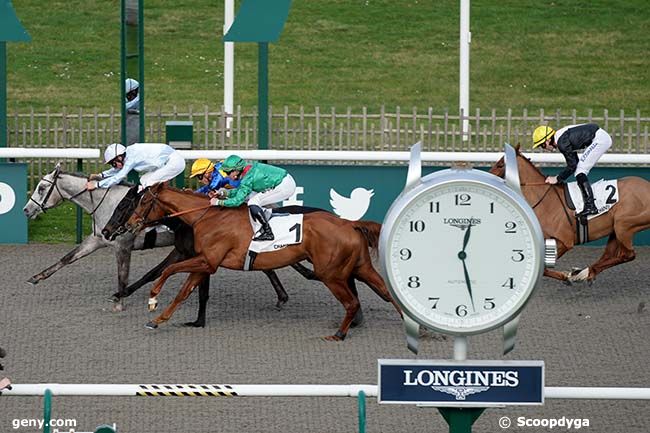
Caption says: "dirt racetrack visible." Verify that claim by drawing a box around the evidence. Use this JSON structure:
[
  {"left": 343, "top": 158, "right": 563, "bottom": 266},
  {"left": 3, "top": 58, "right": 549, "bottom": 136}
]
[{"left": 0, "top": 244, "right": 648, "bottom": 433}]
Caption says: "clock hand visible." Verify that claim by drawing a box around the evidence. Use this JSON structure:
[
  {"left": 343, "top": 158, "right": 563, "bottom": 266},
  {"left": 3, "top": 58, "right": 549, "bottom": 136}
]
[
  {"left": 458, "top": 223, "right": 476, "bottom": 311},
  {"left": 460, "top": 257, "right": 476, "bottom": 311},
  {"left": 462, "top": 223, "right": 472, "bottom": 252}
]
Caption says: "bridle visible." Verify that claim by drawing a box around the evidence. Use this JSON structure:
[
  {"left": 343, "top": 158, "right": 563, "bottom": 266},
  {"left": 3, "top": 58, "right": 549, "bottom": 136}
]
[{"left": 29, "top": 167, "right": 110, "bottom": 220}]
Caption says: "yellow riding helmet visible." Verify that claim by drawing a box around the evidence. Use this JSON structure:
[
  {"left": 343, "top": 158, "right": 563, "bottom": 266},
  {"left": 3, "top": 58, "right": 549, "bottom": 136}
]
[
  {"left": 532, "top": 125, "right": 556, "bottom": 148},
  {"left": 190, "top": 158, "right": 215, "bottom": 178}
]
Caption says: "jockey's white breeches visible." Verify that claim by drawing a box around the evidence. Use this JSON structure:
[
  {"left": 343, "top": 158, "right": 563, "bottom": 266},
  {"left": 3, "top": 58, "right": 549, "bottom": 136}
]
[
  {"left": 247, "top": 174, "right": 296, "bottom": 208},
  {"left": 139, "top": 151, "right": 186, "bottom": 188},
  {"left": 575, "top": 128, "right": 612, "bottom": 176}
]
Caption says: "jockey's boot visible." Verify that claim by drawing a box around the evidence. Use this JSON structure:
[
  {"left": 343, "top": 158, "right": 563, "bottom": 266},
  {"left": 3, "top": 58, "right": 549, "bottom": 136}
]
[
  {"left": 576, "top": 173, "right": 598, "bottom": 217},
  {"left": 249, "top": 205, "right": 274, "bottom": 241}
]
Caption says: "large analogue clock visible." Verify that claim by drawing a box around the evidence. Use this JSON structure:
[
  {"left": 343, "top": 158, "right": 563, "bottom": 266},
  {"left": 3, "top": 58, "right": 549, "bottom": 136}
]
[{"left": 380, "top": 143, "right": 554, "bottom": 352}]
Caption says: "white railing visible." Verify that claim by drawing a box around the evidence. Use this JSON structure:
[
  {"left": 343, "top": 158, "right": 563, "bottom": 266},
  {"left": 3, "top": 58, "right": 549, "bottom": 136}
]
[
  {"left": 2, "top": 147, "right": 650, "bottom": 165},
  {"left": 4, "top": 383, "right": 650, "bottom": 400}
]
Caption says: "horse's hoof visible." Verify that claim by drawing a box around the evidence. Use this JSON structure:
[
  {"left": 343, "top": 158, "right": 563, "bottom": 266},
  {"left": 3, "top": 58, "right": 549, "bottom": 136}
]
[
  {"left": 569, "top": 267, "right": 582, "bottom": 276},
  {"left": 562, "top": 279, "right": 573, "bottom": 286},
  {"left": 184, "top": 320, "right": 206, "bottom": 328},
  {"left": 148, "top": 298, "right": 158, "bottom": 312},
  {"left": 145, "top": 321, "right": 158, "bottom": 330},
  {"left": 111, "top": 302, "right": 125, "bottom": 313},
  {"left": 275, "top": 295, "right": 289, "bottom": 309},
  {"left": 351, "top": 309, "right": 364, "bottom": 328},
  {"left": 322, "top": 335, "right": 343, "bottom": 341},
  {"left": 109, "top": 293, "right": 121, "bottom": 303},
  {"left": 26, "top": 276, "right": 39, "bottom": 285},
  {"left": 574, "top": 268, "right": 590, "bottom": 282}
]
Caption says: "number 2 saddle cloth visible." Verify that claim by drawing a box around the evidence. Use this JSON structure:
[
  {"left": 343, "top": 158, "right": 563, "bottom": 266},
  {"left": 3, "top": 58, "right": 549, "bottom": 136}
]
[{"left": 564, "top": 179, "right": 619, "bottom": 220}]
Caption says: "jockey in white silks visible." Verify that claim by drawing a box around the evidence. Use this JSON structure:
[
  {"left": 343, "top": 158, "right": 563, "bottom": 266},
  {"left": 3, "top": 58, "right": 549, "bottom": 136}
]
[{"left": 86, "top": 143, "right": 185, "bottom": 191}]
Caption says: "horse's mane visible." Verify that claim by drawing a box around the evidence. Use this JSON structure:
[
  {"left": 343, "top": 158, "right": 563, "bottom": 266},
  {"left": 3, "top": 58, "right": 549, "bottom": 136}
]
[
  {"left": 57, "top": 171, "right": 88, "bottom": 179},
  {"left": 516, "top": 148, "right": 546, "bottom": 178},
  {"left": 59, "top": 171, "right": 133, "bottom": 187},
  {"left": 164, "top": 185, "right": 211, "bottom": 199}
]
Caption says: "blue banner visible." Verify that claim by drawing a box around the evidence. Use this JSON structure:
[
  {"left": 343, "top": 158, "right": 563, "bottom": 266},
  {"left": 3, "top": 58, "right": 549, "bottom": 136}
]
[{"left": 378, "top": 360, "right": 544, "bottom": 406}]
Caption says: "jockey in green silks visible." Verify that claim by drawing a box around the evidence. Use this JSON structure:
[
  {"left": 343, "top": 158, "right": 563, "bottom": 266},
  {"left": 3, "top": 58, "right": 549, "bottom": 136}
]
[{"left": 210, "top": 155, "right": 297, "bottom": 241}]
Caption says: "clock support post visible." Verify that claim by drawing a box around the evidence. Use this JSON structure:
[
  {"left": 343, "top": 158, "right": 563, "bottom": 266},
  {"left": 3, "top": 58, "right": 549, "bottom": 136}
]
[{"left": 436, "top": 336, "right": 485, "bottom": 433}]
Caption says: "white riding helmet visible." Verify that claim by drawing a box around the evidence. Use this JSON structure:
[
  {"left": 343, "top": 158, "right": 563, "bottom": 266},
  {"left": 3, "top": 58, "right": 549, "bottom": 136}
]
[
  {"left": 125, "top": 78, "right": 139, "bottom": 93},
  {"left": 104, "top": 143, "right": 126, "bottom": 164}
]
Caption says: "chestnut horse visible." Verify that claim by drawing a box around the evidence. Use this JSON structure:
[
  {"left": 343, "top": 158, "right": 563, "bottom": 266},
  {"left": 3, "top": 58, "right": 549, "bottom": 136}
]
[
  {"left": 490, "top": 146, "right": 650, "bottom": 283},
  {"left": 113, "top": 183, "right": 402, "bottom": 340}
]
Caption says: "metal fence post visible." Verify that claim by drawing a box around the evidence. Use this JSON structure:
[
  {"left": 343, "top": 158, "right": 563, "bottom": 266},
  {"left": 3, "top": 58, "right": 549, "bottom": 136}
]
[
  {"left": 43, "top": 388, "right": 52, "bottom": 433},
  {"left": 76, "top": 158, "right": 83, "bottom": 243},
  {"left": 357, "top": 390, "right": 366, "bottom": 433}
]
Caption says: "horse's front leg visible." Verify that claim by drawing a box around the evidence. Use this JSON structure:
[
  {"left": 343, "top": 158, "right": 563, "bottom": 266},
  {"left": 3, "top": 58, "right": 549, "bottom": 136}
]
[
  {"left": 27, "top": 235, "right": 106, "bottom": 285},
  {"left": 112, "top": 243, "right": 133, "bottom": 312},
  {"left": 263, "top": 270, "right": 289, "bottom": 308},
  {"left": 146, "top": 272, "right": 209, "bottom": 329},
  {"left": 148, "top": 255, "right": 214, "bottom": 312},
  {"left": 112, "top": 247, "right": 186, "bottom": 301},
  {"left": 185, "top": 275, "right": 210, "bottom": 328}
]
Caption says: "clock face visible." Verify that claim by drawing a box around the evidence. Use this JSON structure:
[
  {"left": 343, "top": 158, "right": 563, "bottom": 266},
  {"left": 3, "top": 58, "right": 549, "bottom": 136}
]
[{"left": 384, "top": 177, "right": 543, "bottom": 335}]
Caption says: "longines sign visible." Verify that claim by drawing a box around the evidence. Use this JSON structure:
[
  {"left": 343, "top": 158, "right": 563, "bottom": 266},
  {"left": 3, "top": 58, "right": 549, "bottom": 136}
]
[{"left": 378, "top": 360, "right": 544, "bottom": 407}]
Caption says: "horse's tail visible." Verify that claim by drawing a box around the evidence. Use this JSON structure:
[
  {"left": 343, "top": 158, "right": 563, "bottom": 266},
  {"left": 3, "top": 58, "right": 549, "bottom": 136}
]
[{"left": 353, "top": 220, "right": 382, "bottom": 254}]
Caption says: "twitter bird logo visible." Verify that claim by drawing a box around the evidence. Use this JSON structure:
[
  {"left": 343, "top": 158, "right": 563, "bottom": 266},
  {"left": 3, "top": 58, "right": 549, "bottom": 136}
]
[{"left": 329, "top": 187, "right": 375, "bottom": 221}]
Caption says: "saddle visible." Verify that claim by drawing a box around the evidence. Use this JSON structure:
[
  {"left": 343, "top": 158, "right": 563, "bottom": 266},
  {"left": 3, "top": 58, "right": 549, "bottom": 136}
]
[
  {"left": 244, "top": 209, "right": 304, "bottom": 271},
  {"left": 563, "top": 179, "right": 619, "bottom": 244}
]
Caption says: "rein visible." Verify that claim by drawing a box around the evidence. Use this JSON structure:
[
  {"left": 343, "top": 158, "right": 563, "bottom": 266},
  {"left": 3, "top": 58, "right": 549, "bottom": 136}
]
[
  {"left": 165, "top": 205, "right": 212, "bottom": 219},
  {"left": 520, "top": 181, "right": 574, "bottom": 227},
  {"left": 87, "top": 188, "right": 111, "bottom": 236},
  {"left": 143, "top": 204, "right": 213, "bottom": 228}
]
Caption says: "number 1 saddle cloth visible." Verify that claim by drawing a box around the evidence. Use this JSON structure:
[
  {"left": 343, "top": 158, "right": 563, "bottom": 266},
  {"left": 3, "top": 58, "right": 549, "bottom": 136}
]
[{"left": 244, "top": 208, "right": 304, "bottom": 271}]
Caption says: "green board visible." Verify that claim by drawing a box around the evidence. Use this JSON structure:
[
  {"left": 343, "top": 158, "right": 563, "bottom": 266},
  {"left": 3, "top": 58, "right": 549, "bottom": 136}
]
[
  {"left": 0, "top": 163, "right": 27, "bottom": 243},
  {"left": 278, "top": 164, "right": 650, "bottom": 246}
]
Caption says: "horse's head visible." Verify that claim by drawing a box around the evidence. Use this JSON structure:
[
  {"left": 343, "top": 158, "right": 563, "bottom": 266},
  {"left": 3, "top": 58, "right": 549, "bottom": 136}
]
[
  {"left": 23, "top": 164, "right": 65, "bottom": 219},
  {"left": 101, "top": 185, "right": 144, "bottom": 240},
  {"left": 124, "top": 183, "right": 169, "bottom": 234},
  {"left": 488, "top": 144, "right": 545, "bottom": 184}
]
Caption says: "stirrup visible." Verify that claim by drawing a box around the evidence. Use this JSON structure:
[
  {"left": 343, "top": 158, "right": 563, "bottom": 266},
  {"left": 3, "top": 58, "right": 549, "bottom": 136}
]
[
  {"left": 577, "top": 204, "right": 598, "bottom": 217},
  {"left": 253, "top": 227, "right": 274, "bottom": 241}
]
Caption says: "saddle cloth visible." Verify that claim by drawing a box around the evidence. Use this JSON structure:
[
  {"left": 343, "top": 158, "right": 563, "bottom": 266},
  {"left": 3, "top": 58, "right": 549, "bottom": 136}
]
[
  {"left": 566, "top": 179, "right": 619, "bottom": 220},
  {"left": 244, "top": 210, "right": 304, "bottom": 271},
  {"left": 248, "top": 209, "right": 304, "bottom": 253}
]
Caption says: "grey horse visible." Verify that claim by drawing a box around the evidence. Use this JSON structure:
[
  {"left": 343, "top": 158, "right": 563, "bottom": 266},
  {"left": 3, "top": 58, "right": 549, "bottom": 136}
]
[
  {"left": 22, "top": 165, "right": 298, "bottom": 317},
  {"left": 22, "top": 165, "right": 173, "bottom": 310}
]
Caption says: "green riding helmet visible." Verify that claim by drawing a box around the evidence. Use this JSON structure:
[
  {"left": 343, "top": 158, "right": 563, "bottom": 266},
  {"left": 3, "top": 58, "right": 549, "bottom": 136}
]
[{"left": 221, "top": 155, "right": 247, "bottom": 172}]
